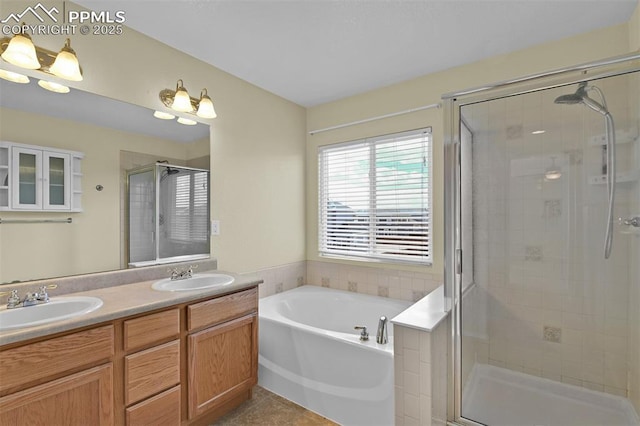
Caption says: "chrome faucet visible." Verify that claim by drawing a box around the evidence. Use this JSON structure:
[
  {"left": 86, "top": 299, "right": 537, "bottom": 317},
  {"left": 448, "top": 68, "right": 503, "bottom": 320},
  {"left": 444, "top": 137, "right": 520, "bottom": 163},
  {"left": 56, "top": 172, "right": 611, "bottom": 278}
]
[
  {"left": 376, "top": 316, "right": 388, "bottom": 344},
  {"left": 1, "top": 284, "right": 57, "bottom": 309},
  {"left": 354, "top": 325, "right": 369, "bottom": 341},
  {"left": 169, "top": 264, "right": 197, "bottom": 281}
]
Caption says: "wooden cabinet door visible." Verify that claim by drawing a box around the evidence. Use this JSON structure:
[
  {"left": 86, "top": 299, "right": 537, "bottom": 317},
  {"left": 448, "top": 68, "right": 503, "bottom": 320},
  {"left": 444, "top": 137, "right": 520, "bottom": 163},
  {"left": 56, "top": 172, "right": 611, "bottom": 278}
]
[
  {"left": 0, "top": 363, "right": 113, "bottom": 426},
  {"left": 187, "top": 314, "right": 257, "bottom": 419}
]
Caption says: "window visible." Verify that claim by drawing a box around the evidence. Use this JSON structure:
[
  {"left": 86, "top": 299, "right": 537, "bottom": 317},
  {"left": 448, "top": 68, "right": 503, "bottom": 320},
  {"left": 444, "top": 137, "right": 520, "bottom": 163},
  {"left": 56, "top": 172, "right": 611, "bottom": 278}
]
[
  {"left": 166, "top": 170, "right": 209, "bottom": 242},
  {"left": 318, "top": 128, "right": 432, "bottom": 264}
]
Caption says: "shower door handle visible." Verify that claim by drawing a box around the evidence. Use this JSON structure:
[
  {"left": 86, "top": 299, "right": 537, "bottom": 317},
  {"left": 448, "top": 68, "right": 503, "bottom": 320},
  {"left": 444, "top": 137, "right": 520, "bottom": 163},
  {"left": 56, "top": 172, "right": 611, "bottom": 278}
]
[{"left": 619, "top": 216, "right": 640, "bottom": 228}]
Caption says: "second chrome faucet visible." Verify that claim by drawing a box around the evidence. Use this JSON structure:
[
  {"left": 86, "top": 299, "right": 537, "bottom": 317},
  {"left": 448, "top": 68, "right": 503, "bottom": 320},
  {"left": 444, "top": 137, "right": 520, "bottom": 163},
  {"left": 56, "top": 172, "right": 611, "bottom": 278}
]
[{"left": 376, "top": 316, "right": 388, "bottom": 344}]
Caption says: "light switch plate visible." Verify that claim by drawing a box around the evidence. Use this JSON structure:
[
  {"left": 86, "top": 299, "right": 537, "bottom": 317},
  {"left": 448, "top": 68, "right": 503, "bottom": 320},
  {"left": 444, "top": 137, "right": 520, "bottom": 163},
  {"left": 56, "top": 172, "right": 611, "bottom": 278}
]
[{"left": 211, "top": 220, "right": 220, "bottom": 236}]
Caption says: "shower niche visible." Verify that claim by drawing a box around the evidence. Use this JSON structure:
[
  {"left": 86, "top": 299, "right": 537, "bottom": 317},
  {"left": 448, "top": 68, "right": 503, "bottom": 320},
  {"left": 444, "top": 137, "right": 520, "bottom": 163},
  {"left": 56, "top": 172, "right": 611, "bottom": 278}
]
[{"left": 127, "top": 162, "right": 210, "bottom": 267}]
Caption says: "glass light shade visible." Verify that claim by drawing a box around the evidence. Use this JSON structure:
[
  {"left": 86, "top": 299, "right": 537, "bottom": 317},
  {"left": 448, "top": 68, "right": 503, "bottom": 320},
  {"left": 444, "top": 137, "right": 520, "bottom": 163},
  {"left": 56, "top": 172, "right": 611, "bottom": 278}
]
[
  {"left": 545, "top": 169, "right": 562, "bottom": 180},
  {"left": 544, "top": 157, "right": 561, "bottom": 180},
  {"left": 1, "top": 34, "right": 40, "bottom": 69},
  {"left": 38, "top": 79, "right": 70, "bottom": 93},
  {"left": 49, "top": 40, "right": 83, "bottom": 81},
  {"left": 0, "top": 69, "right": 29, "bottom": 83},
  {"left": 196, "top": 93, "right": 217, "bottom": 119},
  {"left": 177, "top": 117, "right": 197, "bottom": 126},
  {"left": 153, "top": 110, "right": 175, "bottom": 120},
  {"left": 172, "top": 88, "right": 193, "bottom": 112}
]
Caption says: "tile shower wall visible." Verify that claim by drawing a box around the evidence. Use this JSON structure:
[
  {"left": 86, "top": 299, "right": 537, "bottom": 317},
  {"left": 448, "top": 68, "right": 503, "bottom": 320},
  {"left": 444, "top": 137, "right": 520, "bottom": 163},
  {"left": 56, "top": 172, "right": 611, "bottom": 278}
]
[
  {"left": 463, "top": 78, "right": 636, "bottom": 399},
  {"left": 307, "top": 260, "right": 443, "bottom": 302}
]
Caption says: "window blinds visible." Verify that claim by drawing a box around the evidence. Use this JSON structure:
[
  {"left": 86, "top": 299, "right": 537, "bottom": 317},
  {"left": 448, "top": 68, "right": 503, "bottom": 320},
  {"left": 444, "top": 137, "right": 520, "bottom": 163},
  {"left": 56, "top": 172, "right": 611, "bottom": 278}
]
[
  {"left": 169, "top": 170, "right": 209, "bottom": 242},
  {"left": 318, "top": 128, "right": 432, "bottom": 264}
]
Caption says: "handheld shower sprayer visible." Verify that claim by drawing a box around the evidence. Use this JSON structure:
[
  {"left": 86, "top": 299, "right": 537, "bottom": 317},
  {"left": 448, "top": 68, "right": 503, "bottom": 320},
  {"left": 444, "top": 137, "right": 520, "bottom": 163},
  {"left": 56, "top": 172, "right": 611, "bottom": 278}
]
[{"left": 554, "top": 83, "right": 616, "bottom": 259}]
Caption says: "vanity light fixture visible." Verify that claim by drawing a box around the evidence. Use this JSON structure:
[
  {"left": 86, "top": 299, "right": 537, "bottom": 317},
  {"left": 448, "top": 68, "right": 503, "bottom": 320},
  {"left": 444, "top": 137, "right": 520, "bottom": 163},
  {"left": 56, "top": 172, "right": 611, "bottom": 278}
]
[
  {"left": 48, "top": 39, "right": 83, "bottom": 81},
  {"left": 159, "top": 79, "right": 218, "bottom": 119},
  {"left": 1, "top": 27, "right": 83, "bottom": 85},
  {"left": 0, "top": 30, "right": 39, "bottom": 69},
  {"left": 0, "top": 69, "right": 29, "bottom": 84},
  {"left": 153, "top": 110, "right": 175, "bottom": 120},
  {"left": 38, "top": 80, "right": 70, "bottom": 94},
  {"left": 177, "top": 117, "right": 197, "bottom": 126},
  {"left": 196, "top": 89, "right": 217, "bottom": 119}
]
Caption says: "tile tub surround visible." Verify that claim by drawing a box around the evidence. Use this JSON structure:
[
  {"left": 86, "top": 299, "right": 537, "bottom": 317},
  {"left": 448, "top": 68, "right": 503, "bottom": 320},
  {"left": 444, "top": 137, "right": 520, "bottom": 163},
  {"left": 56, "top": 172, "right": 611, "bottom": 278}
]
[
  {"left": 307, "top": 260, "right": 444, "bottom": 302},
  {"left": 254, "top": 261, "right": 306, "bottom": 299},
  {"left": 393, "top": 316, "right": 449, "bottom": 426},
  {"left": 391, "top": 285, "right": 448, "bottom": 426},
  {"left": 0, "top": 268, "right": 261, "bottom": 346}
]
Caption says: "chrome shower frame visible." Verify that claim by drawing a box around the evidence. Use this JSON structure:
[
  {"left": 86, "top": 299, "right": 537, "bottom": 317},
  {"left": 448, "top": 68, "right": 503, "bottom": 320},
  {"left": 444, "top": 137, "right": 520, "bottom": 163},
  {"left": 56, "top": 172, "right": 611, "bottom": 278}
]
[{"left": 442, "top": 52, "right": 640, "bottom": 426}]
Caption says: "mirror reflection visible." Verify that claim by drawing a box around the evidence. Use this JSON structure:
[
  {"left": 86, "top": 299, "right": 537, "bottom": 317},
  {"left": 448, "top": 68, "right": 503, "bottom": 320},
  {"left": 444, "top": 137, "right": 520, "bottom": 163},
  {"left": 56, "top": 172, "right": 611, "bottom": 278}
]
[{"left": 0, "top": 78, "right": 211, "bottom": 284}]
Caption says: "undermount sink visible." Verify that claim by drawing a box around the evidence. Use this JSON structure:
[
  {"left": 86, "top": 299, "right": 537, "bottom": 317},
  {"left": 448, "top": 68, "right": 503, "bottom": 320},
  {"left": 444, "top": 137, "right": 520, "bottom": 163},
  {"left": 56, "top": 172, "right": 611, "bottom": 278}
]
[
  {"left": 151, "top": 273, "right": 235, "bottom": 292},
  {"left": 0, "top": 296, "right": 103, "bottom": 331}
]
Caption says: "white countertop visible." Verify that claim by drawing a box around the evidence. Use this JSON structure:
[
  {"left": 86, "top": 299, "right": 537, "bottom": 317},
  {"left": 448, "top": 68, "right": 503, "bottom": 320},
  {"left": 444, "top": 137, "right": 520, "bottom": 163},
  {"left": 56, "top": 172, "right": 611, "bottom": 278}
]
[{"left": 0, "top": 271, "right": 262, "bottom": 346}]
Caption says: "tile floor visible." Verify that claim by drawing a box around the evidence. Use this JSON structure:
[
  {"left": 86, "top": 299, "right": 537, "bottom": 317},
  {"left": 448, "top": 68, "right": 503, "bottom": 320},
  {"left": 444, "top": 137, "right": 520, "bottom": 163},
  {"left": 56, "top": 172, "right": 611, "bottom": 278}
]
[{"left": 214, "top": 386, "right": 338, "bottom": 425}]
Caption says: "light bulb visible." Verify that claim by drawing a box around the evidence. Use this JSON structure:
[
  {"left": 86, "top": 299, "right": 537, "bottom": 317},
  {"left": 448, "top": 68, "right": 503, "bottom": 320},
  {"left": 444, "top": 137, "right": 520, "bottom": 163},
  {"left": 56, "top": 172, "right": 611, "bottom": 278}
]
[
  {"left": 1, "top": 33, "right": 40, "bottom": 69},
  {"left": 49, "top": 39, "right": 82, "bottom": 81}
]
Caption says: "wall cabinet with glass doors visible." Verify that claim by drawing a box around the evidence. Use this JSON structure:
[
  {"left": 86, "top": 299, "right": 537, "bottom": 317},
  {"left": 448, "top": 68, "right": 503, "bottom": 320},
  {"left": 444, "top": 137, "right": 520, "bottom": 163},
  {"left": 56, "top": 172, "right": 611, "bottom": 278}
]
[{"left": 0, "top": 142, "right": 83, "bottom": 212}]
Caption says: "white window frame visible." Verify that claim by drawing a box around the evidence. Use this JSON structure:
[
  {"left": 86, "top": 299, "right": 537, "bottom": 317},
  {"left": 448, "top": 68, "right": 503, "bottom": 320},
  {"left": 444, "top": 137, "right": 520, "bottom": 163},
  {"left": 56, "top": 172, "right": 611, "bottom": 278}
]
[{"left": 318, "top": 127, "right": 432, "bottom": 265}]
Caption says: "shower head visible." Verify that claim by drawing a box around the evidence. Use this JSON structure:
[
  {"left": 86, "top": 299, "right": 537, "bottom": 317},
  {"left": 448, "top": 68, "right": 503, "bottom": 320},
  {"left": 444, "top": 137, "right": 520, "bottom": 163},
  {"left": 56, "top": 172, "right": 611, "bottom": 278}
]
[
  {"left": 165, "top": 167, "right": 180, "bottom": 176},
  {"left": 554, "top": 82, "right": 609, "bottom": 116},
  {"left": 553, "top": 82, "right": 588, "bottom": 105}
]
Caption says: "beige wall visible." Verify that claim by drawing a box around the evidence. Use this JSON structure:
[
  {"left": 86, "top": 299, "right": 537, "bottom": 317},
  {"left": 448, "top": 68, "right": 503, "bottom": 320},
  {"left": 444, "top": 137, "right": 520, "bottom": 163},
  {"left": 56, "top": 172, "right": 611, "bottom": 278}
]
[
  {"left": 306, "top": 23, "right": 631, "bottom": 276},
  {"left": 0, "top": 108, "right": 205, "bottom": 283},
  {"left": 631, "top": 0, "right": 640, "bottom": 51},
  {"left": 0, "top": 1, "right": 307, "bottom": 274}
]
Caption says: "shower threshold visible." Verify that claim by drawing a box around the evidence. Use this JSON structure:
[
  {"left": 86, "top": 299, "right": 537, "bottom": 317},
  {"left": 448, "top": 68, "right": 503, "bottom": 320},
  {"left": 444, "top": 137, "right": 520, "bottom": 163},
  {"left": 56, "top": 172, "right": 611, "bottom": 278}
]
[{"left": 461, "top": 364, "right": 639, "bottom": 426}]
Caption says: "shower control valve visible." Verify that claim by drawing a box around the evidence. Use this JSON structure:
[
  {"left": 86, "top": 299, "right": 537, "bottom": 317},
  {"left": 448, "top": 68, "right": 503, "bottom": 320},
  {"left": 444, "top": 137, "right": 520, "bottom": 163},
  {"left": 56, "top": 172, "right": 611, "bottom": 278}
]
[
  {"left": 354, "top": 326, "right": 369, "bottom": 341},
  {"left": 618, "top": 216, "right": 640, "bottom": 228}
]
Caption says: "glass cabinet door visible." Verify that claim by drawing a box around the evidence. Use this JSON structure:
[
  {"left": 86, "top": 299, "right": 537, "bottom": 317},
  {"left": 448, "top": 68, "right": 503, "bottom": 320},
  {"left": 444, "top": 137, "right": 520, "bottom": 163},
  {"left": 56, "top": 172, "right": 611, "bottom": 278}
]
[
  {"left": 43, "top": 152, "right": 71, "bottom": 210},
  {"left": 11, "top": 147, "right": 42, "bottom": 209}
]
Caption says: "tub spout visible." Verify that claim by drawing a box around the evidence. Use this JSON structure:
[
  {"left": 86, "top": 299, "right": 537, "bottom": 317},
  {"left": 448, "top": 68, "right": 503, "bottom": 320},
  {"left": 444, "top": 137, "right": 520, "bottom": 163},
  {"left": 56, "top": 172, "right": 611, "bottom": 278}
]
[{"left": 376, "top": 316, "right": 388, "bottom": 344}]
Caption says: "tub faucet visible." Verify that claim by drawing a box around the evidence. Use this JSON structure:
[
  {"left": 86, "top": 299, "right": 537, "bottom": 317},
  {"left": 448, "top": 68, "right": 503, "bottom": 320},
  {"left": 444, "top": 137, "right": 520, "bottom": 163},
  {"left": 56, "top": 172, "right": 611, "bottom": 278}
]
[
  {"left": 354, "top": 326, "right": 369, "bottom": 341},
  {"left": 376, "top": 316, "right": 388, "bottom": 344}
]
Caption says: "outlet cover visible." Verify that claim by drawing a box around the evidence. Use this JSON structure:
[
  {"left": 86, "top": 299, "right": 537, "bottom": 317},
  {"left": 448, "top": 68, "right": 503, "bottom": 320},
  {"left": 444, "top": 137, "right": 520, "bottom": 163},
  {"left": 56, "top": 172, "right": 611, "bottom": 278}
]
[{"left": 211, "top": 220, "right": 220, "bottom": 236}]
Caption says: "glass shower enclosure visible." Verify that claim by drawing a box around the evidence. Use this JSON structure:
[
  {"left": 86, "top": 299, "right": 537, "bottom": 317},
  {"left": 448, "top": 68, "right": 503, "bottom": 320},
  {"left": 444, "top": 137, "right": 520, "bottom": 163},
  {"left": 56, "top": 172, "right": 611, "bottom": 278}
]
[
  {"left": 444, "top": 54, "right": 640, "bottom": 425},
  {"left": 127, "top": 162, "right": 210, "bottom": 267}
]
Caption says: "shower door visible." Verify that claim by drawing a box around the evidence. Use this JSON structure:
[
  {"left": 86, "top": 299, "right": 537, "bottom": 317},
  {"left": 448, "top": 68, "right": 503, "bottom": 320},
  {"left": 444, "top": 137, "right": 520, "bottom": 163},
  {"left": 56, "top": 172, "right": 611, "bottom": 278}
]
[{"left": 445, "top": 56, "right": 640, "bottom": 426}]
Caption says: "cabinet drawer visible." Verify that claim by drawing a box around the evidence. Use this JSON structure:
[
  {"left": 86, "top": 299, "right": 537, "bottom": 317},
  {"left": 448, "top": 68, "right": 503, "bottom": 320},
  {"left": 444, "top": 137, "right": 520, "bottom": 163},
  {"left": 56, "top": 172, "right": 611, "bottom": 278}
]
[
  {"left": 126, "top": 385, "right": 181, "bottom": 426},
  {"left": 125, "top": 340, "right": 180, "bottom": 405},
  {"left": 0, "top": 325, "right": 114, "bottom": 394},
  {"left": 188, "top": 287, "right": 257, "bottom": 331},
  {"left": 124, "top": 308, "right": 179, "bottom": 352}
]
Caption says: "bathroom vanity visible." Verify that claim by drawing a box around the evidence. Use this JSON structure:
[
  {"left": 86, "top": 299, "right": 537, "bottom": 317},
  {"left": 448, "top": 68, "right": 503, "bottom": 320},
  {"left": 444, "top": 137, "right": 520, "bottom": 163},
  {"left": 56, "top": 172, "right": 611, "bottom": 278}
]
[{"left": 0, "top": 275, "right": 260, "bottom": 426}]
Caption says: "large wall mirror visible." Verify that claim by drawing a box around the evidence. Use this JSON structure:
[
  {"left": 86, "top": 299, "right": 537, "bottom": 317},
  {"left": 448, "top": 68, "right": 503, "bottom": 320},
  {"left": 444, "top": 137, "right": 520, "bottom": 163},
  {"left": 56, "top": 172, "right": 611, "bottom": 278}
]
[{"left": 0, "top": 79, "right": 210, "bottom": 284}]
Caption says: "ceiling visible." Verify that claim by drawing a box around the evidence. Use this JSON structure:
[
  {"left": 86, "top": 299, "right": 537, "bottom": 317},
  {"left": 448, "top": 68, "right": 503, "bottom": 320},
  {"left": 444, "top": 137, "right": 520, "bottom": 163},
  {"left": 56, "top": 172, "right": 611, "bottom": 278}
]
[{"left": 78, "top": 1, "right": 637, "bottom": 107}]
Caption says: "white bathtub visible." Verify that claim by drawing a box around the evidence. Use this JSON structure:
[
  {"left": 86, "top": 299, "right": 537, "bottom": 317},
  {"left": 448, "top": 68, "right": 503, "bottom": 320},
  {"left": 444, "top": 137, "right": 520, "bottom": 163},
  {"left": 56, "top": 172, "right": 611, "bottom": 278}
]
[{"left": 258, "top": 285, "right": 411, "bottom": 426}]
